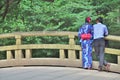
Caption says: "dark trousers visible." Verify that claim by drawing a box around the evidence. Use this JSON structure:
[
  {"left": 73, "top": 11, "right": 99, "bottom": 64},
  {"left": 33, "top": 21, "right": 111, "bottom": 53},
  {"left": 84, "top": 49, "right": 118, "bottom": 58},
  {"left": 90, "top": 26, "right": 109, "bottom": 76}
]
[{"left": 93, "top": 38, "right": 107, "bottom": 68}]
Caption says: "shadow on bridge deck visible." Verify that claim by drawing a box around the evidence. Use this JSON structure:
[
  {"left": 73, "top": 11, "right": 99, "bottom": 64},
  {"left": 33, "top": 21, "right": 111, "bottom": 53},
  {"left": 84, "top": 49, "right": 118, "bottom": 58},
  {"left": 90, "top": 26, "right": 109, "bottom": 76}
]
[{"left": 0, "top": 66, "right": 119, "bottom": 80}]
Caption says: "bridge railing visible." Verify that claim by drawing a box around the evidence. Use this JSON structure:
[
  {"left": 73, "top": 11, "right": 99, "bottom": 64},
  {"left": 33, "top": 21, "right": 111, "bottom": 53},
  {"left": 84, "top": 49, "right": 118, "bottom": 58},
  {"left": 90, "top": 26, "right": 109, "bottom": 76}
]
[{"left": 0, "top": 31, "right": 120, "bottom": 73}]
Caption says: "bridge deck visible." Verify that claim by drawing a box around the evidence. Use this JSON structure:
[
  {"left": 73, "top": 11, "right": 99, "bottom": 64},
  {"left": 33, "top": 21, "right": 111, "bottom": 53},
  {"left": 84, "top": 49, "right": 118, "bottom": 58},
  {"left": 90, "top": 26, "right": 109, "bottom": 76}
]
[{"left": 0, "top": 66, "right": 119, "bottom": 80}]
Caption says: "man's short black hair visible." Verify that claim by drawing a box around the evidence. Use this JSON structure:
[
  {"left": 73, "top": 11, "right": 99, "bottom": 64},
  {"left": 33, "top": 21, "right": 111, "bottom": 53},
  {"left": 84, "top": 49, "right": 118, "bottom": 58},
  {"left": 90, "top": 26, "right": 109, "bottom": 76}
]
[{"left": 96, "top": 17, "right": 103, "bottom": 23}]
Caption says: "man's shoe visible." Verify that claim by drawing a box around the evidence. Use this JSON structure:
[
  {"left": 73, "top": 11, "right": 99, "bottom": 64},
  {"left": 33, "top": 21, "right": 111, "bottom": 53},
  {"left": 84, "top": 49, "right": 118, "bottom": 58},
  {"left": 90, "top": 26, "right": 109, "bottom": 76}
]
[
  {"left": 98, "top": 67, "right": 102, "bottom": 71},
  {"left": 105, "top": 64, "right": 110, "bottom": 72}
]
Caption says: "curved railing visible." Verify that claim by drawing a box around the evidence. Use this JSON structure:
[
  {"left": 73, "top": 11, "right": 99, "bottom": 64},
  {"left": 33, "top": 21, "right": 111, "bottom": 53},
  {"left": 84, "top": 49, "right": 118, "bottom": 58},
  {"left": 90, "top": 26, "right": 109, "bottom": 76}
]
[{"left": 0, "top": 31, "right": 120, "bottom": 73}]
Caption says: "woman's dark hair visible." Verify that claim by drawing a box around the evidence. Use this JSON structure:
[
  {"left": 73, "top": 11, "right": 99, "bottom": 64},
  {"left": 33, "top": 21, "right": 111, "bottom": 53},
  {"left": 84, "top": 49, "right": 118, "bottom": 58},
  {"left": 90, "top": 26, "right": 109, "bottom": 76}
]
[{"left": 96, "top": 17, "right": 103, "bottom": 23}]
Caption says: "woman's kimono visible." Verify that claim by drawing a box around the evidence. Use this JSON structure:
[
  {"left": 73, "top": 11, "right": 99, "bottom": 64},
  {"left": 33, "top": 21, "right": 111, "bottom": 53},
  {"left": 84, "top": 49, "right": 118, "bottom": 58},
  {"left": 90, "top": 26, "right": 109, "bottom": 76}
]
[{"left": 78, "top": 23, "right": 93, "bottom": 69}]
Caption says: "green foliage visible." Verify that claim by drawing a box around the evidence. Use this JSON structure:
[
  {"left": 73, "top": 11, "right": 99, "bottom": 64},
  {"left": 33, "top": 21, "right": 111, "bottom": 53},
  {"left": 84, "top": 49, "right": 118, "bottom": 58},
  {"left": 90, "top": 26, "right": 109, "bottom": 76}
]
[
  {"left": 0, "top": 0, "right": 120, "bottom": 62},
  {"left": 1, "top": 0, "right": 119, "bottom": 33},
  {"left": 0, "top": 51, "right": 6, "bottom": 60},
  {"left": 0, "top": 0, "right": 96, "bottom": 32},
  {"left": 32, "top": 49, "right": 59, "bottom": 58}
]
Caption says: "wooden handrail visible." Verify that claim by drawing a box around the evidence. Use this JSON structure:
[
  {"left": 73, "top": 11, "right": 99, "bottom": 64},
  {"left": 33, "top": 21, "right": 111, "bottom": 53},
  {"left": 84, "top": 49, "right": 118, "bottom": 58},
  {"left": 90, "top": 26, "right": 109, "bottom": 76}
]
[
  {"left": 0, "top": 31, "right": 120, "bottom": 41},
  {"left": 0, "top": 31, "right": 120, "bottom": 73}
]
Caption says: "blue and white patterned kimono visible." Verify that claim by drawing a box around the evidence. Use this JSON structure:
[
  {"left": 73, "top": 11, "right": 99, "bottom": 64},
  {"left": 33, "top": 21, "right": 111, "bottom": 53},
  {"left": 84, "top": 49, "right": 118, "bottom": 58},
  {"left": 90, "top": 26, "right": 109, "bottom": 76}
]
[{"left": 78, "top": 23, "right": 93, "bottom": 69}]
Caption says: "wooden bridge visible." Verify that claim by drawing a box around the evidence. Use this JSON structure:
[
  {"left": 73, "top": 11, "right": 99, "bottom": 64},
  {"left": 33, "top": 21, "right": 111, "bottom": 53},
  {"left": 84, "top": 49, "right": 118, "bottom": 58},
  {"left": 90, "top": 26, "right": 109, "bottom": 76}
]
[{"left": 0, "top": 31, "right": 120, "bottom": 80}]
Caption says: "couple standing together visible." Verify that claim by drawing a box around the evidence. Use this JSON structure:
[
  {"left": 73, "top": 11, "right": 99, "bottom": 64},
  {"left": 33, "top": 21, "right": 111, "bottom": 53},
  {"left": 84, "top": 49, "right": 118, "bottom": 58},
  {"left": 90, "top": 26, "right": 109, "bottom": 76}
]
[{"left": 78, "top": 17, "right": 110, "bottom": 71}]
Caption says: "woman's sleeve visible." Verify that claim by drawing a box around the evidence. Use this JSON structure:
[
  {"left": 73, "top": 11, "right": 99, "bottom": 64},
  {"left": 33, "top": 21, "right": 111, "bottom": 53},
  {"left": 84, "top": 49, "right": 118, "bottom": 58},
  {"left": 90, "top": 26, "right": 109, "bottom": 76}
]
[
  {"left": 90, "top": 25, "right": 94, "bottom": 39},
  {"left": 78, "top": 27, "right": 83, "bottom": 39}
]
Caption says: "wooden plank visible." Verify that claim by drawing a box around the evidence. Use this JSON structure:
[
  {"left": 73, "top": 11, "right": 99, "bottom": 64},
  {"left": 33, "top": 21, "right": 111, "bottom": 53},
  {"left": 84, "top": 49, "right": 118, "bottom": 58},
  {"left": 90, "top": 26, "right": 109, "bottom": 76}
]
[{"left": 105, "top": 48, "right": 120, "bottom": 55}]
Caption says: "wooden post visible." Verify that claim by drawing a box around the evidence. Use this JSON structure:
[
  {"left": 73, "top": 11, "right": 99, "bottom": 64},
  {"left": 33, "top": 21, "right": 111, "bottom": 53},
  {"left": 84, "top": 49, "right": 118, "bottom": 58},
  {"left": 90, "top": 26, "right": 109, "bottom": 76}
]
[
  {"left": 59, "top": 49, "right": 65, "bottom": 59},
  {"left": 79, "top": 51, "right": 82, "bottom": 61},
  {"left": 79, "top": 51, "right": 82, "bottom": 67},
  {"left": 15, "top": 35, "right": 21, "bottom": 45},
  {"left": 69, "top": 35, "right": 75, "bottom": 45},
  {"left": 118, "top": 56, "right": 120, "bottom": 65},
  {"left": 7, "top": 51, "right": 13, "bottom": 60},
  {"left": 15, "top": 50, "right": 23, "bottom": 59},
  {"left": 68, "top": 35, "right": 75, "bottom": 60},
  {"left": 15, "top": 35, "right": 23, "bottom": 59},
  {"left": 26, "top": 49, "right": 32, "bottom": 59}
]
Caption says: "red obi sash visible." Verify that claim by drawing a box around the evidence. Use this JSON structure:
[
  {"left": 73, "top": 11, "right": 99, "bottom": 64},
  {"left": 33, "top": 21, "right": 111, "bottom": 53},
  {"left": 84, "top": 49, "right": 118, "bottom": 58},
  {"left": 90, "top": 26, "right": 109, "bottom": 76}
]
[{"left": 81, "top": 33, "right": 91, "bottom": 40}]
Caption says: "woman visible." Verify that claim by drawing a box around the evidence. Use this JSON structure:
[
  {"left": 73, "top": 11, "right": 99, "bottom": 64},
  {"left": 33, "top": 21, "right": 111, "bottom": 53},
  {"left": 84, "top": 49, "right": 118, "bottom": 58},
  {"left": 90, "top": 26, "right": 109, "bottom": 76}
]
[{"left": 78, "top": 17, "right": 93, "bottom": 69}]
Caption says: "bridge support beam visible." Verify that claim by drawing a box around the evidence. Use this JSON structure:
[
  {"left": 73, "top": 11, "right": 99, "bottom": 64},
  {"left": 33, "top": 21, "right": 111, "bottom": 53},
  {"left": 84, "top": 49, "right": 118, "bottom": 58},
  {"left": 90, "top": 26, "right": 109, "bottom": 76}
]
[
  {"left": 26, "top": 49, "right": 32, "bottom": 59},
  {"left": 68, "top": 50, "right": 75, "bottom": 60},
  {"left": 79, "top": 51, "right": 82, "bottom": 63},
  {"left": 15, "top": 50, "right": 23, "bottom": 59},
  {"left": 59, "top": 49, "right": 65, "bottom": 59},
  {"left": 15, "top": 35, "right": 23, "bottom": 59},
  {"left": 7, "top": 51, "right": 13, "bottom": 60},
  {"left": 118, "top": 56, "right": 120, "bottom": 65},
  {"left": 68, "top": 35, "right": 76, "bottom": 60}
]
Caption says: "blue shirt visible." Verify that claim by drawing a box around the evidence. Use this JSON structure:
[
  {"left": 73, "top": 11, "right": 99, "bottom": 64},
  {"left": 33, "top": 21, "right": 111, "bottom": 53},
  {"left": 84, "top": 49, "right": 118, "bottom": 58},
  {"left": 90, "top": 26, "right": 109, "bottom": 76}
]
[{"left": 93, "top": 23, "right": 108, "bottom": 39}]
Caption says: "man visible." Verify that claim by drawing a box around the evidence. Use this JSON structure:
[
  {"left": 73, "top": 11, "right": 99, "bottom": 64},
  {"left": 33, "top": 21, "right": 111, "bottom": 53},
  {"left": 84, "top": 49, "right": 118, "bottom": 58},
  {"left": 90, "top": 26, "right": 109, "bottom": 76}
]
[{"left": 93, "top": 17, "right": 110, "bottom": 71}]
